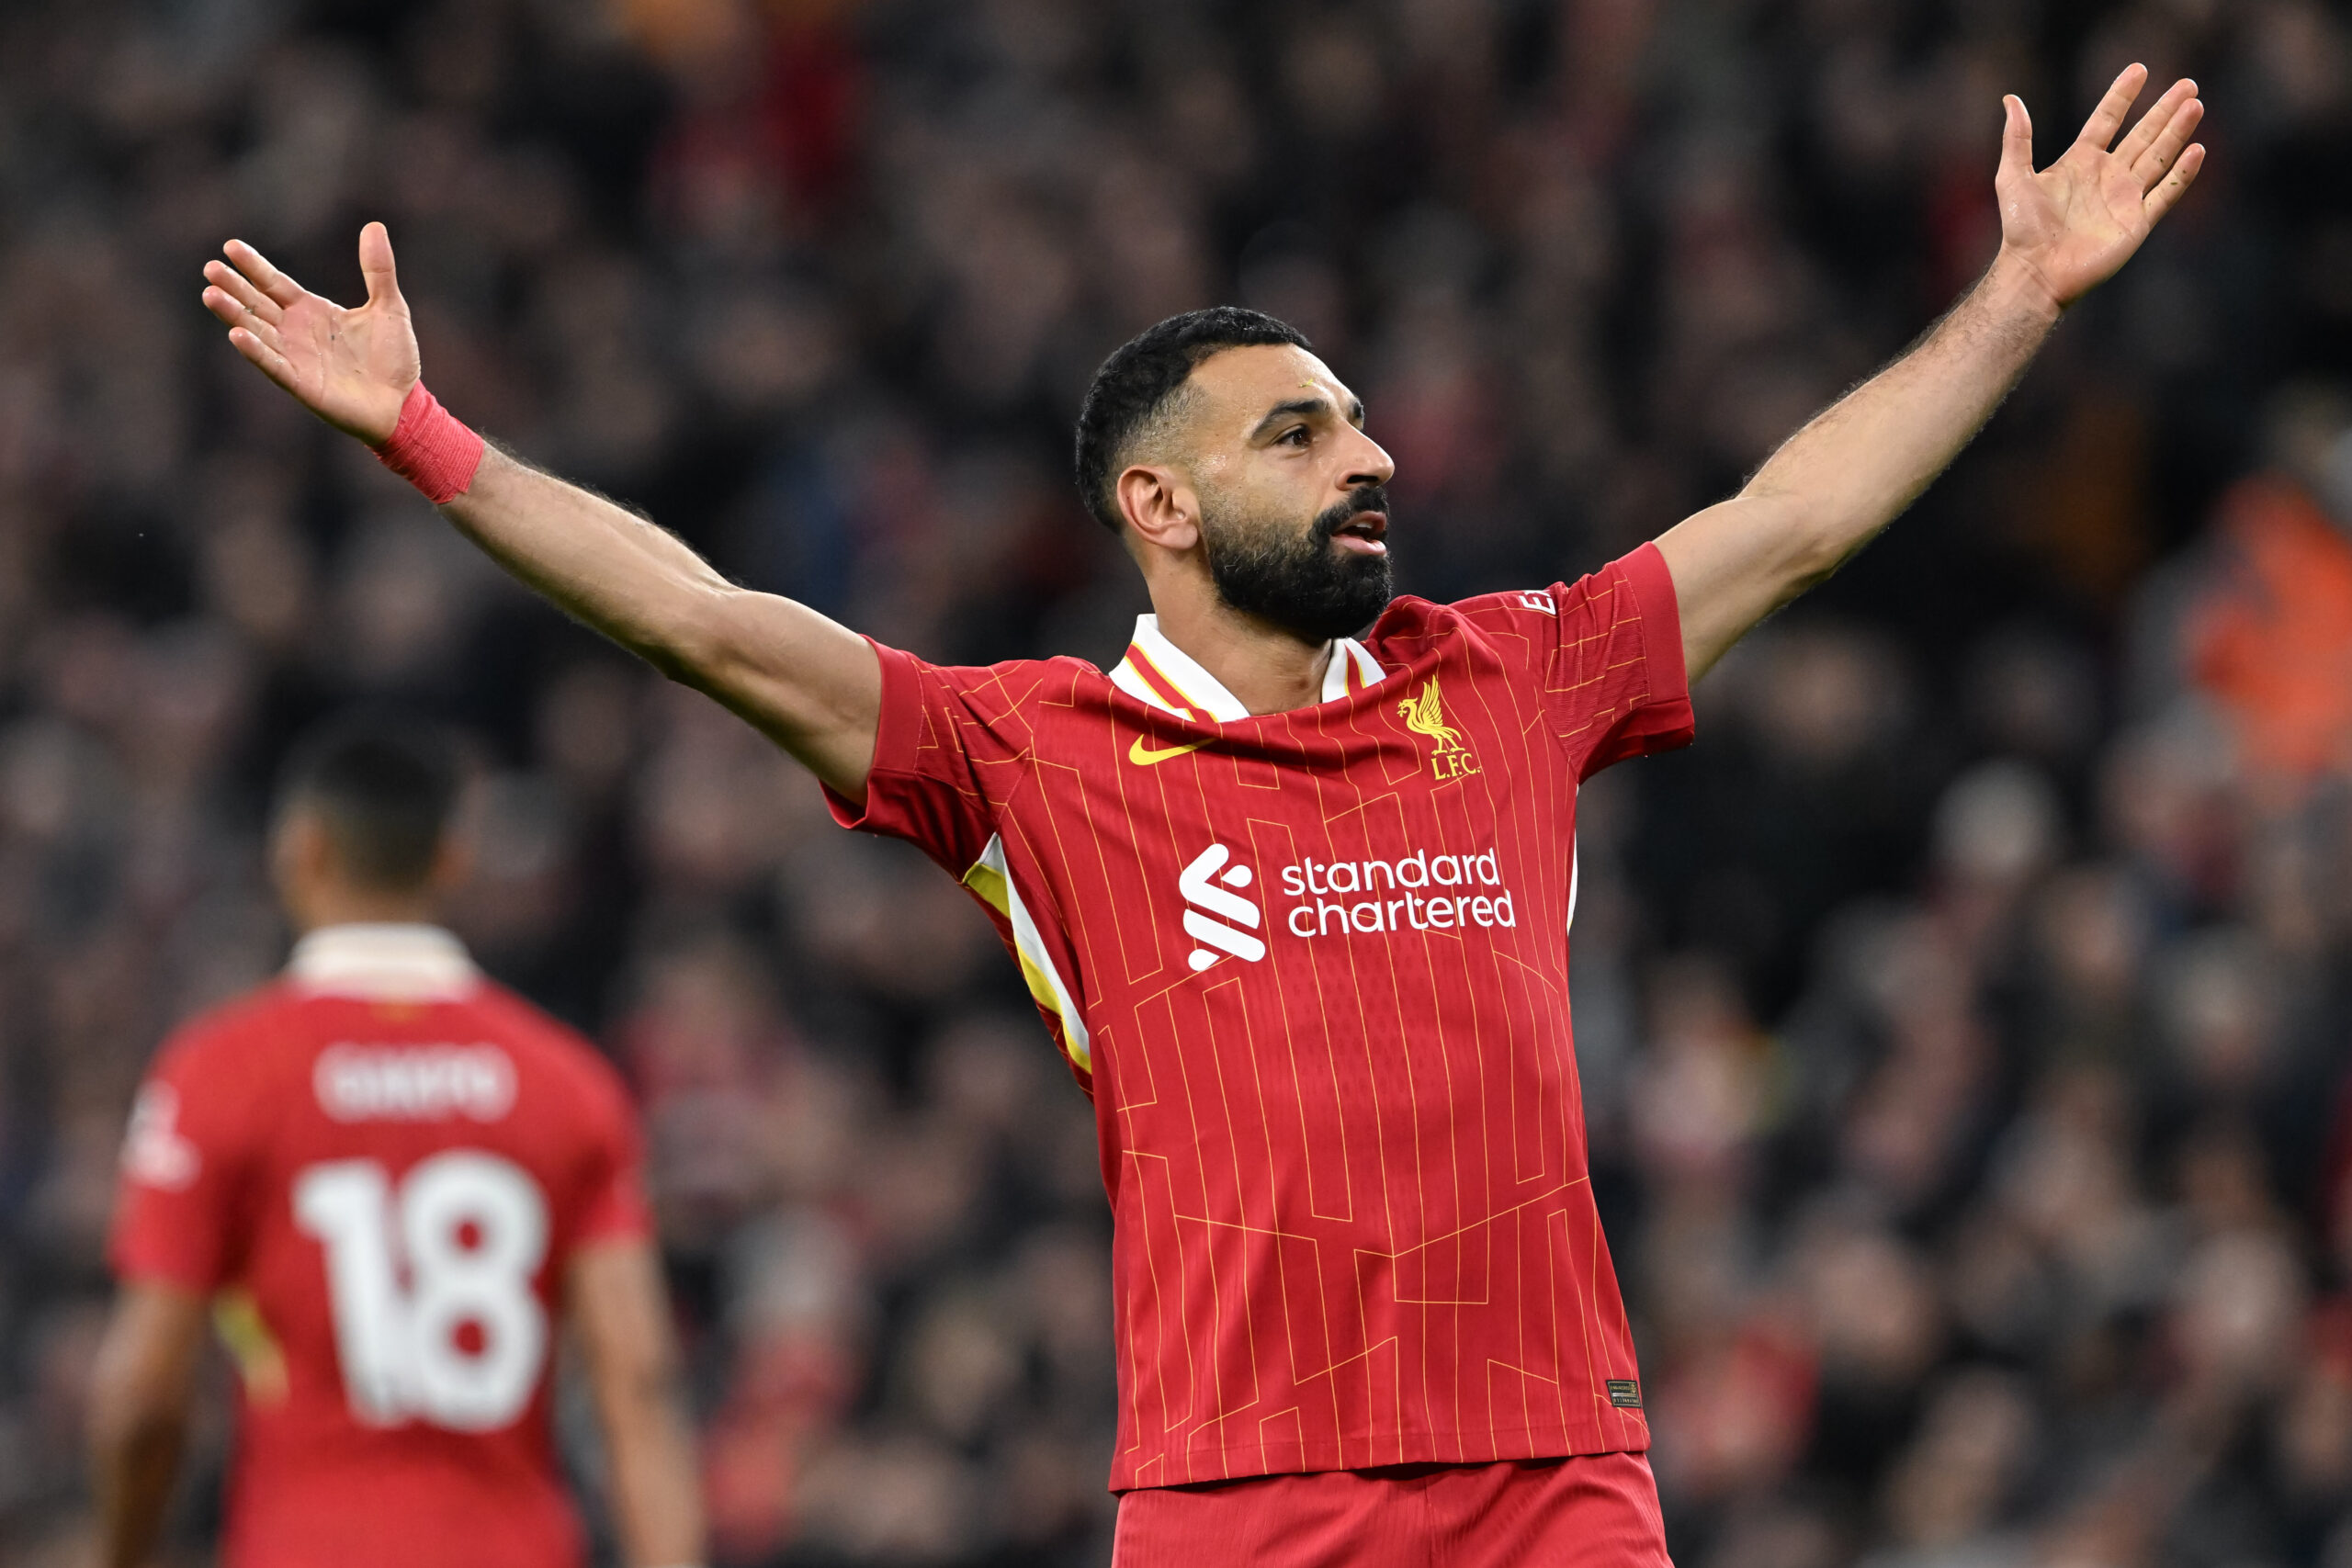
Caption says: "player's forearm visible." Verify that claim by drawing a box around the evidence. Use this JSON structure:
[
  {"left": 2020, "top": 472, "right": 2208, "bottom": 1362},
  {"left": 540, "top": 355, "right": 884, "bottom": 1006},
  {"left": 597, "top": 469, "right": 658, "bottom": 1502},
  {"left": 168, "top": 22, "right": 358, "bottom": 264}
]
[
  {"left": 439, "top": 447, "right": 748, "bottom": 679},
  {"left": 1657, "top": 253, "right": 2060, "bottom": 676},
  {"left": 89, "top": 1285, "right": 206, "bottom": 1568},
  {"left": 89, "top": 1403, "right": 186, "bottom": 1568},
  {"left": 571, "top": 1243, "right": 707, "bottom": 1568},
  {"left": 603, "top": 1382, "right": 706, "bottom": 1568},
  {"left": 437, "top": 448, "right": 880, "bottom": 795},
  {"left": 1742, "top": 252, "right": 2060, "bottom": 566}
]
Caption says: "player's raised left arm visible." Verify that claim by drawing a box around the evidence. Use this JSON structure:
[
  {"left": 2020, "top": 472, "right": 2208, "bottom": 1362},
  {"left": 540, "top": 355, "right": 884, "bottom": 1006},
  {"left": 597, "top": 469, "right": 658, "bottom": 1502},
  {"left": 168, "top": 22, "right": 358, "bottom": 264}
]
[
  {"left": 1655, "top": 65, "right": 2205, "bottom": 680},
  {"left": 88, "top": 1282, "right": 209, "bottom": 1568}
]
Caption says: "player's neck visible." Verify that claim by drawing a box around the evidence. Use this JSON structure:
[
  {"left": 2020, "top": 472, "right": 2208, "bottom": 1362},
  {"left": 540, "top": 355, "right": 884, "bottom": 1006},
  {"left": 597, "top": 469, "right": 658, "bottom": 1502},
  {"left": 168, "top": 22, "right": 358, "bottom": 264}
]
[
  {"left": 287, "top": 887, "right": 442, "bottom": 936},
  {"left": 1147, "top": 594, "right": 1335, "bottom": 716}
]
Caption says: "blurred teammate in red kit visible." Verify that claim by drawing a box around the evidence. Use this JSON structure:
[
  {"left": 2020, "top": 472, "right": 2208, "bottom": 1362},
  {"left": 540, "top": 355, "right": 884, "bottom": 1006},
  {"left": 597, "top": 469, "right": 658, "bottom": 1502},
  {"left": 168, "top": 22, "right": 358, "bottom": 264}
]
[{"left": 92, "top": 716, "right": 705, "bottom": 1568}]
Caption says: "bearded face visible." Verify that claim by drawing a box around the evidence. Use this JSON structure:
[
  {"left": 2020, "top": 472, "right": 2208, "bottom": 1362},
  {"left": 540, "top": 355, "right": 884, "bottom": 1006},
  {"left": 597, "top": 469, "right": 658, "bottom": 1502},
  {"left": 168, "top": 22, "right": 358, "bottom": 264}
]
[{"left": 1198, "top": 482, "right": 1396, "bottom": 643}]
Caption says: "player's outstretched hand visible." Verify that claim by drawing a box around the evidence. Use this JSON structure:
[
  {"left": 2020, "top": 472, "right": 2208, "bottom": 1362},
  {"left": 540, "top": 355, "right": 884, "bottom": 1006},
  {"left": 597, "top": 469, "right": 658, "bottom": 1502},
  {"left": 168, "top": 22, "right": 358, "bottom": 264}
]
[
  {"left": 1995, "top": 64, "right": 2205, "bottom": 311},
  {"left": 200, "top": 221, "right": 418, "bottom": 446}
]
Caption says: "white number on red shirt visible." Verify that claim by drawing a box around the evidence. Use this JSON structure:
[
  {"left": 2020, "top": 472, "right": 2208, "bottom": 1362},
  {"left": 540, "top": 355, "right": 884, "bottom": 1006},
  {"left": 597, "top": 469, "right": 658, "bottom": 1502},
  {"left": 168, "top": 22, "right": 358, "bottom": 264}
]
[{"left": 293, "top": 1151, "right": 548, "bottom": 1430}]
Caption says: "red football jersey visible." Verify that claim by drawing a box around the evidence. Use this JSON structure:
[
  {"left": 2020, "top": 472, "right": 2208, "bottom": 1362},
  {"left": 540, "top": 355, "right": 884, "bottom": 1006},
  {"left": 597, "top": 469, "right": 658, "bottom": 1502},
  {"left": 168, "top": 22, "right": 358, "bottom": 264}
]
[
  {"left": 831, "top": 542, "right": 1695, "bottom": 1488},
  {"left": 109, "top": 925, "right": 651, "bottom": 1568}
]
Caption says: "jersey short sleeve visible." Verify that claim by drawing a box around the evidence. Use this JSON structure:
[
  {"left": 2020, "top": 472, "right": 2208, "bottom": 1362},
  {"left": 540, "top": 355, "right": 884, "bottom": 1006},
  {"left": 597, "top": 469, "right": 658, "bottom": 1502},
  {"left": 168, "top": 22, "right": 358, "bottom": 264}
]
[
  {"left": 1455, "top": 541, "right": 1696, "bottom": 780},
  {"left": 824, "top": 639, "right": 1051, "bottom": 874},
  {"left": 109, "top": 1022, "right": 258, "bottom": 1292}
]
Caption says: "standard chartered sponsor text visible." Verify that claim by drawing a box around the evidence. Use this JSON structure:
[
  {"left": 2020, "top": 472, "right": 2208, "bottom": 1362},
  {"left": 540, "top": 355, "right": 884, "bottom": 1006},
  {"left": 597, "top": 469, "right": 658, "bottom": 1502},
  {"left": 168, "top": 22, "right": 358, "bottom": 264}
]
[{"left": 1276, "top": 848, "right": 1516, "bottom": 938}]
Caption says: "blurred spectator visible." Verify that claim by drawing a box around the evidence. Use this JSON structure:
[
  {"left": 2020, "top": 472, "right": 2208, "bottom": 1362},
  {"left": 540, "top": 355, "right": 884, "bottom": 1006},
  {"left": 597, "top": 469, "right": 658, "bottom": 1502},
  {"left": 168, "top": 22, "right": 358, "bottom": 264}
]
[{"left": 2186, "top": 386, "right": 2352, "bottom": 792}]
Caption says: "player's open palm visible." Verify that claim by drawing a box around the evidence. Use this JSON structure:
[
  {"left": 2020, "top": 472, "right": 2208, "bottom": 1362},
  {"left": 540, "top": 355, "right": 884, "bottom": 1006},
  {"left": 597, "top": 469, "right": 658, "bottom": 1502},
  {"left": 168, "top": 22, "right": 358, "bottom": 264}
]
[
  {"left": 1996, "top": 64, "right": 2205, "bottom": 310},
  {"left": 201, "top": 220, "right": 417, "bottom": 446}
]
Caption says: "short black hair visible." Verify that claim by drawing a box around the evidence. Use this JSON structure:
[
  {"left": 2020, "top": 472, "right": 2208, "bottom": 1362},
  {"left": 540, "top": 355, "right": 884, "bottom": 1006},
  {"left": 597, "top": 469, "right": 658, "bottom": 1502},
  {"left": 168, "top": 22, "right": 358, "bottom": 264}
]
[
  {"left": 1073, "top": 307, "right": 1312, "bottom": 532},
  {"left": 277, "top": 714, "right": 462, "bottom": 891}
]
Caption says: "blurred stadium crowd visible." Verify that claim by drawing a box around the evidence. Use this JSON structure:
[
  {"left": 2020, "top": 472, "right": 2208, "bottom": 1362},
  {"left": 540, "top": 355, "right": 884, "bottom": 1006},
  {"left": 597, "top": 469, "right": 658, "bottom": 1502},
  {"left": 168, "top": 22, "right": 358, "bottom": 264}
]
[{"left": 4, "top": 0, "right": 2352, "bottom": 1564}]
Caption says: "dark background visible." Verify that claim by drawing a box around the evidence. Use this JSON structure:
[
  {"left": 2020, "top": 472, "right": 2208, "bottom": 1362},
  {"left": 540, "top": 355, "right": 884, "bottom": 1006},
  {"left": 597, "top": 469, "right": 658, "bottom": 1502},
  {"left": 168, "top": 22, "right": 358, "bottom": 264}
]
[{"left": 6, "top": 1, "right": 2352, "bottom": 1564}]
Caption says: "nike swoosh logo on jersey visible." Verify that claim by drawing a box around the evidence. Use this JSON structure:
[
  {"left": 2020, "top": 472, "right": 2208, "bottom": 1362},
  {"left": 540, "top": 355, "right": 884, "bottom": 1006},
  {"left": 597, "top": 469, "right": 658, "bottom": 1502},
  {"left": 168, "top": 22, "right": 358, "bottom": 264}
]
[{"left": 1129, "top": 737, "right": 1208, "bottom": 766}]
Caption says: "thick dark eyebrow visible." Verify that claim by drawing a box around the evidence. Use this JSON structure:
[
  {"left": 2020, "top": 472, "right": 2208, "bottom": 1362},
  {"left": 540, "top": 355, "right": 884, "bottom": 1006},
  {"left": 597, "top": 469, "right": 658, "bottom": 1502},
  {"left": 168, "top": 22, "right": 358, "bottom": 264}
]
[{"left": 1250, "top": 396, "right": 1366, "bottom": 442}]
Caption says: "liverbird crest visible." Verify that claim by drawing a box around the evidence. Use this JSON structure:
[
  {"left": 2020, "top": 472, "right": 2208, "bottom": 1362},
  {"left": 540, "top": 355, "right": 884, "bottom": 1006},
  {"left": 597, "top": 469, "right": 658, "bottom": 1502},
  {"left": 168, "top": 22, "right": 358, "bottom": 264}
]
[{"left": 1397, "top": 675, "right": 1479, "bottom": 778}]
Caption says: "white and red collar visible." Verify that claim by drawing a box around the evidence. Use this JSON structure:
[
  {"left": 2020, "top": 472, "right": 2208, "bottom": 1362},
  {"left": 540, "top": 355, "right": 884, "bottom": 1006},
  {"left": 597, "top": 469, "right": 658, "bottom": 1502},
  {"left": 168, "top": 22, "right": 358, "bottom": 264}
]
[
  {"left": 287, "top": 923, "right": 478, "bottom": 1002},
  {"left": 1108, "top": 615, "right": 1385, "bottom": 722}
]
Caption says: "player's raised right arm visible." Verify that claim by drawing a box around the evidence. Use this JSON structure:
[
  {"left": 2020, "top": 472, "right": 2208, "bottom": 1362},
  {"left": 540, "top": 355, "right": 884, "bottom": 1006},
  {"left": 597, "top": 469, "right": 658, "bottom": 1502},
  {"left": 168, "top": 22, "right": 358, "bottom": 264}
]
[
  {"left": 1652, "top": 68, "right": 2203, "bottom": 683},
  {"left": 200, "top": 222, "right": 881, "bottom": 802}
]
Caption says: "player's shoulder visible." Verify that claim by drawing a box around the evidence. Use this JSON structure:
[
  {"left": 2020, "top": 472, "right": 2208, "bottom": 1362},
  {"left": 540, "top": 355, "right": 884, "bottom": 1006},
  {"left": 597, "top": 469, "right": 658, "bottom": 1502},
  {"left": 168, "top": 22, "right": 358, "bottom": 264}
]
[
  {"left": 896, "top": 646, "right": 1103, "bottom": 698},
  {"left": 883, "top": 646, "right": 1116, "bottom": 739},
  {"left": 1439, "top": 586, "right": 1577, "bottom": 627},
  {"left": 1363, "top": 589, "right": 1568, "bottom": 666},
  {"left": 134, "top": 979, "right": 320, "bottom": 1136},
  {"left": 1385, "top": 546, "right": 1673, "bottom": 647},
  {"left": 147, "top": 977, "right": 305, "bottom": 1078},
  {"left": 458, "top": 979, "right": 633, "bottom": 1106},
  {"left": 459, "top": 980, "right": 613, "bottom": 1069}
]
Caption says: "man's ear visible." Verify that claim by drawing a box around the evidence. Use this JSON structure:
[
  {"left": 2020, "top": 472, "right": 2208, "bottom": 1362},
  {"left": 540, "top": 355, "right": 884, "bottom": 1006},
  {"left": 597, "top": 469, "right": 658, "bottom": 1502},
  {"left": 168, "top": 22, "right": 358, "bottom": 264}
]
[{"left": 1117, "top": 464, "right": 1202, "bottom": 553}]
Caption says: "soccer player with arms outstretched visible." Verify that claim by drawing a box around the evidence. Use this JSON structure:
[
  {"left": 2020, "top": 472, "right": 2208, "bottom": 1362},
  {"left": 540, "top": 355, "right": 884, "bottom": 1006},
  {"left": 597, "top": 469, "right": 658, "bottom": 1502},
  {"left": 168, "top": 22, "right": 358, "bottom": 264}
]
[
  {"left": 91, "top": 720, "right": 704, "bottom": 1568},
  {"left": 194, "top": 69, "right": 2201, "bottom": 1567}
]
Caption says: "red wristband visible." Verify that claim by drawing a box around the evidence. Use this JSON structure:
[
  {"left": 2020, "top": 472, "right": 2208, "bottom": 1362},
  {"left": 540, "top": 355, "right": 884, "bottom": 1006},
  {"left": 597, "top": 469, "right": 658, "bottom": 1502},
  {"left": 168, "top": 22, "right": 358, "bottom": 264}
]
[{"left": 373, "top": 380, "right": 485, "bottom": 504}]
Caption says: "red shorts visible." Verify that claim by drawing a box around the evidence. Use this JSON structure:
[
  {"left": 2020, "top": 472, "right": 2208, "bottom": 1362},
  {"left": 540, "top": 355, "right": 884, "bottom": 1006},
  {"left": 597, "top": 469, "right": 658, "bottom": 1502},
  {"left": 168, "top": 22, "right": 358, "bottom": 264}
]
[{"left": 1111, "top": 1451, "right": 1672, "bottom": 1568}]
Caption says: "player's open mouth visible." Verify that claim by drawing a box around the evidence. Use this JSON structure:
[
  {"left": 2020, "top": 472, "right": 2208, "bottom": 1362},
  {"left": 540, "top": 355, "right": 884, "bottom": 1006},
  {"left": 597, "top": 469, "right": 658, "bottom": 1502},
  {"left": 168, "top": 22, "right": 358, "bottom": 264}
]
[{"left": 1332, "top": 512, "right": 1388, "bottom": 556}]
